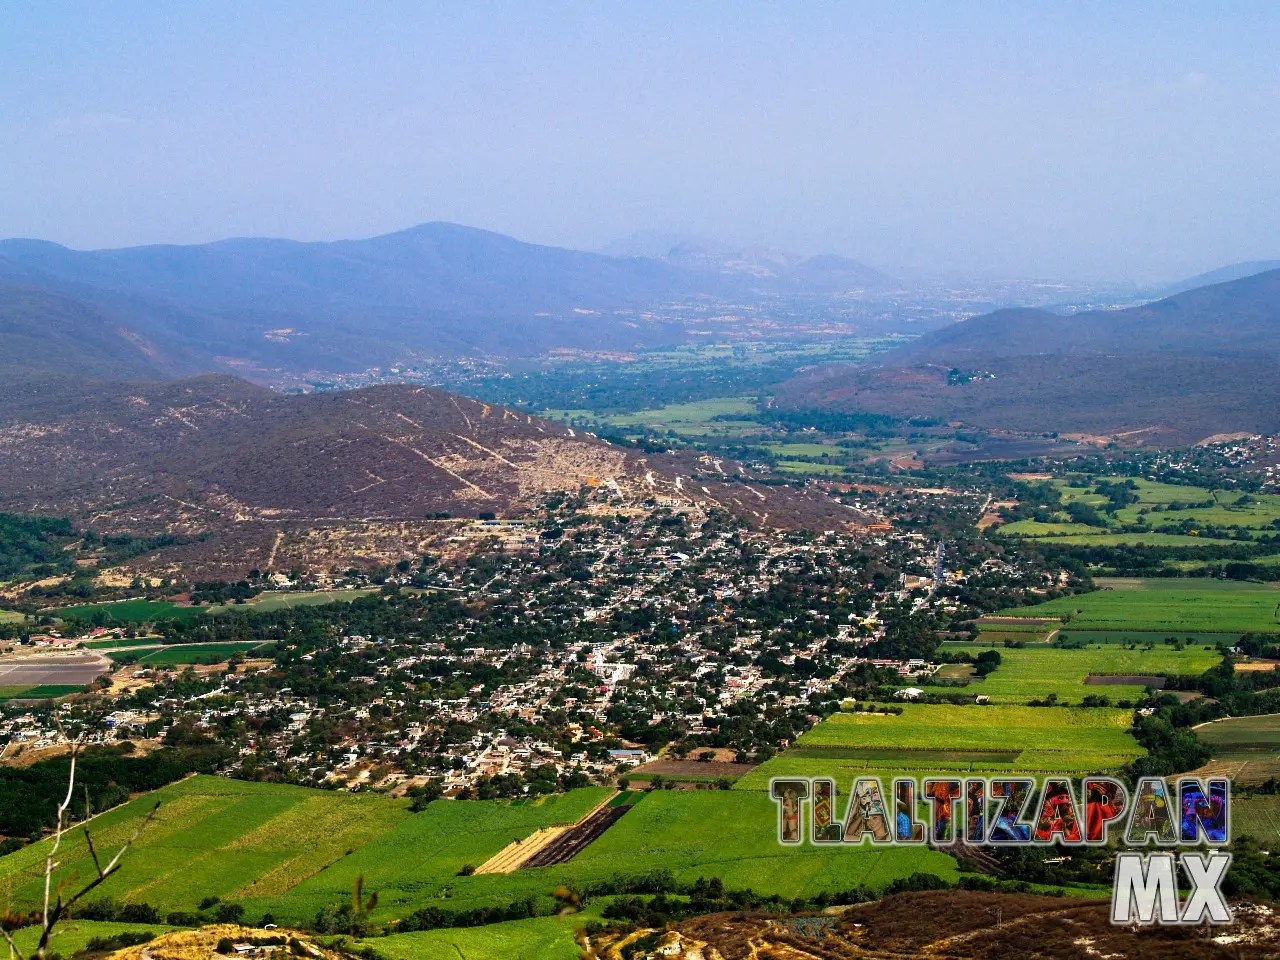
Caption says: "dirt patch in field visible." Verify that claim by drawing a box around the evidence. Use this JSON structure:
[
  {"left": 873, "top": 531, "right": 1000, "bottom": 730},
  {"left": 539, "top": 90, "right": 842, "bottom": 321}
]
[
  {"left": 632, "top": 760, "right": 757, "bottom": 779},
  {"left": 476, "top": 791, "right": 616, "bottom": 874},
  {"left": 1192, "top": 757, "right": 1280, "bottom": 785},
  {"left": 522, "top": 804, "right": 632, "bottom": 868},
  {"left": 475, "top": 825, "right": 569, "bottom": 874},
  {"left": 1085, "top": 674, "right": 1166, "bottom": 687},
  {"left": 2, "top": 743, "right": 72, "bottom": 767},
  {"left": 975, "top": 616, "right": 1060, "bottom": 626}
]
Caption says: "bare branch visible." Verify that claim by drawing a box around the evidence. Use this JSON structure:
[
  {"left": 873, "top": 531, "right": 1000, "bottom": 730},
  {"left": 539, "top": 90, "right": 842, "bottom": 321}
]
[
  {"left": 0, "top": 923, "right": 27, "bottom": 960},
  {"left": 41, "top": 730, "right": 80, "bottom": 943},
  {"left": 16, "top": 711, "right": 158, "bottom": 960},
  {"left": 80, "top": 788, "right": 103, "bottom": 879}
]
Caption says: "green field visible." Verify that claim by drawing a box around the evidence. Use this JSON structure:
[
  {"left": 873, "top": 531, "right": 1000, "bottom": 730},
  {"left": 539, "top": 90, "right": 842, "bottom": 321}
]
[
  {"left": 135, "top": 642, "right": 268, "bottom": 664},
  {"left": 994, "top": 477, "right": 1280, "bottom": 545},
  {"left": 942, "top": 644, "right": 1220, "bottom": 703},
  {"left": 257, "top": 788, "right": 613, "bottom": 922},
  {"left": 258, "top": 788, "right": 955, "bottom": 923},
  {"left": 108, "top": 641, "right": 268, "bottom": 664},
  {"left": 995, "top": 520, "right": 1108, "bottom": 538},
  {"left": 83, "top": 635, "right": 167, "bottom": 649},
  {"left": 968, "top": 628, "right": 1054, "bottom": 646},
  {"left": 760, "top": 441, "right": 840, "bottom": 457},
  {"left": 207, "top": 589, "right": 378, "bottom": 615},
  {"left": 0, "top": 776, "right": 961, "bottom": 930},
  {"left": 737, "top": 704, "right": 1143, "bottom": 793},
  {"left": 54, "top": 599, "right": 208, "bottom": 623},
  {"left": 596, "top": 397, "right": 764, "bottom": 438},
  {"left": 995, "top": 579, "right": 1280, "bottom": 634},
  {"left": 997, "top": 530, "right": 1238, "bottom": 548},
  {"left": 0, "top": 776, "right": 411, "bottom": 916},
  {"left": 1235, "top": 796, "right": 1280, "bottom": 846},
  {"left": 0, "top": 608, "right": 26, "bottom": 623},
  {"left": 6, "top": 921, "right": 176, "bottom": 958},
  {"left": 363, "top": 914, "right": 588, "bottom": 960},
  {"left": 1050, "top": 630, "right": 1248, "bottom": 646},
  {"left": 0, "top": 683, "right": 85, "bottom": 701},
  {"left": 1195, "top": 715, "right": 1280, "bottom": 761}
]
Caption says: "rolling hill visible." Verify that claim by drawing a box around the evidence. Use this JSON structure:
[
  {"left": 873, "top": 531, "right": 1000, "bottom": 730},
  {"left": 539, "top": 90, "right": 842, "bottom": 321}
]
[
  {"left": 1152, "top": 259, "right": 1280, "bottom": 297},
  {"left": 779, "top": 268, "right": 1280, "bottom": 444},
  {"left": 0, "top": 282, "right": 171, "bottom": 381},
  {"left": 0, "top": 375, "right": 865, "bottom": 579}
]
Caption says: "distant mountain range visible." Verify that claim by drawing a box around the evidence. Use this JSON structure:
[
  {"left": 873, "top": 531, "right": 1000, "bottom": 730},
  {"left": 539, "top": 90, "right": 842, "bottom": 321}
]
[
  {"left": 0, "top": 223, "right": 904, "bottom": 383},
  {"left": 602, "top": 231, "right": 893, "bottom": 290},
  {"left": 0, "top": 223, "right": 743, "bottom": 378},
  {"left": 779, "top": 267, "right": 1280, "bottom": 444}
]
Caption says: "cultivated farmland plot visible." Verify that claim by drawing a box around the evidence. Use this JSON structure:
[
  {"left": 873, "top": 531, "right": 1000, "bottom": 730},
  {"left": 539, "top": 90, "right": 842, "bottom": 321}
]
[
  {"left": 6, "top": 922, "right": 178, "bottom": 958},
  {"left": 0, "top": 777, "right": 962, "bottom": 930},
  {"left": 1192, "top": 714, "right": 1280, "bottom": 785},
  {"left": 737, "top": 704, "right": 1143, "bottom": 795},
  {"left": 1234, "top": 796, "right": 1280, "bottom": 847},
  {"left": 994, "top": 578, "right": 1280, "bottom": 634},
  {"left": 0, "top": 776, "right": 410, "bottom": 917},
  {"left": 131, "top": 642, "right": 269, "bottom": 665},
  {"left": 362, "top": 913, "right": 589, "bottom": 960},
  {"left": 994, "top": 478, "right": 1280, "bottom": 544},
  {"left": 941, "top": 644, "right": 1221, "bottom": 703}
]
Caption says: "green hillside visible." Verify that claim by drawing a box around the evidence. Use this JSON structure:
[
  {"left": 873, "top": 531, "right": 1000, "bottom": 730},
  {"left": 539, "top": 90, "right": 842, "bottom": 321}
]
[{"left": 0, "top": 775, "right": 959, "bottom": 932}]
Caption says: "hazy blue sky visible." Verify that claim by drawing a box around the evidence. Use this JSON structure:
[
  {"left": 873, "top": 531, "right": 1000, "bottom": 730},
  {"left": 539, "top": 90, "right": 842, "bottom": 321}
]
[{"left": 2, "top": 2, "right": 1277, "bottom": 281}]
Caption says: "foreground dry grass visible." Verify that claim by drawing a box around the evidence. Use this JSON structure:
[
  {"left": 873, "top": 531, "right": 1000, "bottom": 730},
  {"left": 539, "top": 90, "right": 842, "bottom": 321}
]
[
  {"left": 587, "top": 891, "right": 1280, "bottom": 960},
  {"left": 109, "top": 925, "right": 331, "bottom": 960}
]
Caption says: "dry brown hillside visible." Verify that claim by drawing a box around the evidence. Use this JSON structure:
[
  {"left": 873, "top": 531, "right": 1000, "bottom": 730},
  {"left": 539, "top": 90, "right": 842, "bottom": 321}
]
[{"left": 0, "top": 376, "right": 866, "bottom": 578}]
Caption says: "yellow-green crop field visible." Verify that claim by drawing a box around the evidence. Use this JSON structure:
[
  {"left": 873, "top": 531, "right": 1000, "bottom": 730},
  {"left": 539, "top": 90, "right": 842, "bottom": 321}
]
[
  {"left": 737, "top": 704, "right": 1143, "bottom": 794},
  {"left": 942, "top": 644, "right": 1221, "bottom": 703},
  {"left": 0, "top": 776, "right": 959, "bottom": 931},
  {"left": 1234, "top": 796, "right": 1280, "bottom": 847},
  {"left": 6, "top": 922, "right": 177, "bottom": 957},
  {"left": 995, "top": 579, "right": 1280, "bottom": 634},
  {"left": 0, "top": 776, "right": 411, "bottom": 917}
]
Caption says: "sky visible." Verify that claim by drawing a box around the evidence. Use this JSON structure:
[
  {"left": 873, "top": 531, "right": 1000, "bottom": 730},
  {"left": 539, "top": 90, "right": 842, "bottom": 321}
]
[{"left": 2, "top": 2, "right": 1278, "bottom": 282}]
